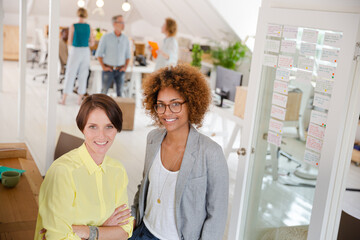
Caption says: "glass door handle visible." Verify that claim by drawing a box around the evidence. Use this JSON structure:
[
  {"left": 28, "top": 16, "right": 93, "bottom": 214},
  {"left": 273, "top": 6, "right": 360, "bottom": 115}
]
[{"left": 237, "top": 148, "right": 247, "bottom": 156}]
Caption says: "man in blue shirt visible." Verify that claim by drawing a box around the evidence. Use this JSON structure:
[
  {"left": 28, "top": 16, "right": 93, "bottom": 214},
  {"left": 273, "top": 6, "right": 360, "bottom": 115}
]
[{"left": 95, "top": 15, "right": 130, "bottom": 96}]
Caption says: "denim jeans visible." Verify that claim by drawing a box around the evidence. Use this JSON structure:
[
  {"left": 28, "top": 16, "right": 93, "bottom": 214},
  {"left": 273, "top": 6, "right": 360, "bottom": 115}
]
[
  {"left": 101, "top": 70, "right": 125, "bottom": 97},
  {"left": 129, "top": 222, "right": 160, "bottom": 240}
]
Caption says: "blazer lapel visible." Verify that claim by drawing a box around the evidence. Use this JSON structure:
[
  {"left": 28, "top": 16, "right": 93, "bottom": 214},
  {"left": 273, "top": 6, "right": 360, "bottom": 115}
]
[
  {"left": 144, "top": 129, "right": 167, "bottom": 176},
  {"left": 175, "top": 125, "right": 199, "bottom": 210}
]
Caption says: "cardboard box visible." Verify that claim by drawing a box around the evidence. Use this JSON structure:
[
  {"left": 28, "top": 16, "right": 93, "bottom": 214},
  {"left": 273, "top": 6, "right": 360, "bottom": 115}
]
[
  {"left": 113, "top": 97, "right": 135, "bottom": 130},
  {"left": 285, "top": 91, "right": 302, "bottom": 121},
  {"left": 135, "top": 43, "right": 145, "bottom": 56},
  {"left": 234, "top": 86, "right": 247, "bottom": 119}
]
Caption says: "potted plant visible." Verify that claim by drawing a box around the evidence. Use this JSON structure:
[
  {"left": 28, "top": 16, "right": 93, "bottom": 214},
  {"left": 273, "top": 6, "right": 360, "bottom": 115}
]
[
  {"left": 210, "top": 41, "right": 247, "bottom": 70},
  {"left": 191, "top": 44, "right": 203, "bottom": 68}
]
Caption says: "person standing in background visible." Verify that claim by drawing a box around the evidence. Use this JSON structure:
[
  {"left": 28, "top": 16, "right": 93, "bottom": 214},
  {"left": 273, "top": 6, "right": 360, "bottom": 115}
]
[
  {"left": 59, "top": 8, "right": 94, "bottom": 105},
  {"left": 59, "top": 28, "right": 69, "bottom": 75},
  {"left": 95, "top": 15, "right": 131, "bottom": 97},
  {"left": 153, "top": 18, "right": 178, "bottom": 71}
]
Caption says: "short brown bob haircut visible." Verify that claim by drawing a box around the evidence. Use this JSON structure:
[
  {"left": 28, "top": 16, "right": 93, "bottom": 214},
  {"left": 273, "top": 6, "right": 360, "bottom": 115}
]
[
  {"left": 165, "top": 18, "right": 177, "bottom": 37},
  {"left": 77, "top": 8, "right": 88, "bottom": 19},
  {"left": 76, "top": 94, "right": 123, "bottom": 132},
  {"left": 142, "top": 64, "right": 211, "bottom": 128}
]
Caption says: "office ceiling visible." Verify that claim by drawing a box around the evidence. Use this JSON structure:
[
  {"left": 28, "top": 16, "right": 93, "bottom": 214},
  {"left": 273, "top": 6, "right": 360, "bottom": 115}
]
[{"left": 4, "top": 0, "right": 239, "bottom": 42}]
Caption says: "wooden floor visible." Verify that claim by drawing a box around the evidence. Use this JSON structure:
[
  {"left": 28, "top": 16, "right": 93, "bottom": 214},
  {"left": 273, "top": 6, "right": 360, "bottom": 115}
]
[{"left": 1, "top": 60, "right": 359, "bottom": 239}]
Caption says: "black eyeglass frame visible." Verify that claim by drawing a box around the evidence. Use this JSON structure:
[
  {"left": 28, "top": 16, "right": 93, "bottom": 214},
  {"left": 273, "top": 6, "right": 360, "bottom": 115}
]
[{"left": 154, "top": 101, "right": 187, "bottom": 114}]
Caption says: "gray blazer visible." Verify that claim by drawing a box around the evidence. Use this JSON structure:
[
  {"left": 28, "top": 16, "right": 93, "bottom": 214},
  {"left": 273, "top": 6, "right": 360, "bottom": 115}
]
[{"left": 132, "top": 125, "right": 229, "bottom": 240}]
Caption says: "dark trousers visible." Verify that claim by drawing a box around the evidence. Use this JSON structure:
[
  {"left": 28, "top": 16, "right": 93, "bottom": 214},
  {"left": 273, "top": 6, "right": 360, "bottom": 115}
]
[
  {"left": 101, "top": 70, "right": 125, "bottom": 97},
  {"left": 129, "top": 222, "right": 160, "bottom": 240}
]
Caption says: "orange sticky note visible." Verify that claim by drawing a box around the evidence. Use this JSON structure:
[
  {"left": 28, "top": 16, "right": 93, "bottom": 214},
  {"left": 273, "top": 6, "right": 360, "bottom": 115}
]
[{"left": 148, "top": 41, "right": 159, "bottom": 59}]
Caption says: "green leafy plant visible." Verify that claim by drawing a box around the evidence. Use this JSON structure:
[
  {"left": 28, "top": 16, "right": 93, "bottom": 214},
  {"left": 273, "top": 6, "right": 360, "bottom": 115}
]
[
  {"left": 191, "top": 44, "right": 203, "bottom": 68},
  {"left": 211, "top": 41, "right": 247, "bottom": 70}
]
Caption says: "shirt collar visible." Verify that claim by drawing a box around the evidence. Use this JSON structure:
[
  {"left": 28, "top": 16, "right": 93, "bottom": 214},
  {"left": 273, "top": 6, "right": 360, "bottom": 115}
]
[
  {"left": 112, "top": 31, "right": 123, "bottom": 38},
  {"left": 79, "top": 143, "right": 108, "bottom": 175}
]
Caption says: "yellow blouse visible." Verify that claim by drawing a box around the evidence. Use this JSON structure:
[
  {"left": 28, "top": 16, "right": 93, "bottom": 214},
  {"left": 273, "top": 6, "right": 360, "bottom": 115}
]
[{"left": 34, "top": 144, "right": 133, "bottom": 240}]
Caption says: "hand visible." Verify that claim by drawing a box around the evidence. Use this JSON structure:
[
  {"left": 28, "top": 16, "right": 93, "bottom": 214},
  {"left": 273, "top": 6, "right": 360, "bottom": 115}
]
[
  {"left": 102, "top": 204, "right": 132, "bottom": 227},
  {"left": 103, "top": 66, "right": 113, "bottom": 72},
  {"left": 40, "top": 228, "right": 46, "bottom": 240},
  {"left": 119, "top": 66, "right": 127, "bottom": 72}
]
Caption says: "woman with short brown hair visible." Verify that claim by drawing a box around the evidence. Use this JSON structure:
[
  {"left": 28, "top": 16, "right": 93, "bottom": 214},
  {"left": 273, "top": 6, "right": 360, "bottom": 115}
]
[{"left": 35, "top": 94, "right": 133, "bottom": 240}]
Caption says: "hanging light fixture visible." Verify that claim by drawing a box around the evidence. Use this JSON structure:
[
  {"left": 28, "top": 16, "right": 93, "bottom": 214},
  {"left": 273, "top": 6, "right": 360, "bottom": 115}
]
[
  {"left": 96, "top": 0, "right": 104, "bottom": 8},
  {"left": 77, "top": 0, "right": 85, "bottom": 7},
  {"left": 122, "top": 0, "right": 131, "bottom": 12}
]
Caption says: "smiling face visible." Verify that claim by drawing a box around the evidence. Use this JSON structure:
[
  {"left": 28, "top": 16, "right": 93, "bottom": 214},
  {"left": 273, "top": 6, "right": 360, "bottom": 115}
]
[
  {"left": 83, "top": 108, "right": 117, "bottom": 163},
  {"left": 156, "top": 87, "right": 189, "bottom": 133}
]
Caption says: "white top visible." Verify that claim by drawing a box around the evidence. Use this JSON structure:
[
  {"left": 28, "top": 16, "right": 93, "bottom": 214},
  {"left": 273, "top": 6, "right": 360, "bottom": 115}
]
[
  {"left": 143, "top": 148, "right": 180, "bottom": 240},
  {"left": 155, "top": 37, "right": 178, "bottom": 70}
]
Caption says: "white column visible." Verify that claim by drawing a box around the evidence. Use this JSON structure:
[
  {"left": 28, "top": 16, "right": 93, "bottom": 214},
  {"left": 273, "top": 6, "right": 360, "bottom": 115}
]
[
  {"left": 44, "top": 0, "right": 59, "bottom": 171},
  {"left": 0, "top": 0, "right": 3, "bottom": 92},
  {"left": 18, "top": 0, "right": 27, "bottom": 140}
]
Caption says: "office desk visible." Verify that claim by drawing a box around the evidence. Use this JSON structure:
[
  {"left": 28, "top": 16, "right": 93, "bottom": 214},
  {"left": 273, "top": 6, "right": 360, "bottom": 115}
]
[
  {"left": 89, "top": 60, "right": 155, "bottom": 106},
  {"left": 0, "top": 143, "right": 43, "bottom": 240},
  {"left": 208, "top": 99, "right": 244, "bottom": 160}
]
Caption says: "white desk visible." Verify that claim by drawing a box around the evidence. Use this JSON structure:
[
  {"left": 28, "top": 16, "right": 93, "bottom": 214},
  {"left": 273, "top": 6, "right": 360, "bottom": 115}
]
[
  {"left": 89, "top": 60, "right": 155, "bottom": 106},
  {"left": 208, "top": 98, "right": 244, "bottom": 160}
]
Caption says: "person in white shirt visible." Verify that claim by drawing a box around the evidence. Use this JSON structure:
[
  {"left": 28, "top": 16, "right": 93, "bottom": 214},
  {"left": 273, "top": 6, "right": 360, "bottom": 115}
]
[{"left": 153, "top": 18, "right": 179, "bottom": 71}]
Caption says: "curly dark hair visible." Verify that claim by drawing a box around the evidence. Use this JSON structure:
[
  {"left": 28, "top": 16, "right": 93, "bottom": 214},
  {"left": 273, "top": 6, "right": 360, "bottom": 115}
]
[{"left": 142, "top": 64, "right": 211, "bottom": 128}]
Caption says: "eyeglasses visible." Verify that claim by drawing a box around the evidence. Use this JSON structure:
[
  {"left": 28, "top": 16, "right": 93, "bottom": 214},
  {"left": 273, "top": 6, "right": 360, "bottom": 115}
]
[
  {"left": 154, "top": 101, "right": 187, "bottom": 114},
  {"left": 114, "top": 21, "right": 124, "bottom": 24}
]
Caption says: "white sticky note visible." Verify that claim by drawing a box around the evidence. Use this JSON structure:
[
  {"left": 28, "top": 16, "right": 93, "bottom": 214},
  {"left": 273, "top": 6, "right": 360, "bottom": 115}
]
[
  {"left": 304, "top": 150, "right": 320, "bottom": 166},
  {"left": 298, "top": 57, "right": 315, "bottom": 71},
  {"left": 318, "top": 64, "right": 336, "bottom": 80},
  {"left": 267, "top": 131, "right": 282, "bottom": 147},
  {"left": 310, "top": 110, "right": 328, "bottom": 127},
  {"left": 263, "top": 54, "right": 278, "bottom": 68},
  {"left": 295, "top": 70, "right": 312, "bottom": 84},
  {"left": 275, "top": 68, "right": 291, "bottom": 82},
  {"left": 321, "top": 48, "right": 339, "bottom": 63},
  {"left": 302, "top": 29, "right": 319, "bottom": 43},
  {"left": 313, "top": 93, "right": 331, "bottom": 110},
  {"left": 280, "top": 40, "right": 297, "bottom": 53},
  {"left": 272, "top": 93, "right": 288, "bottom": 108},
  {"left": 300, "top": 43, "right": 316, "bottom": 56},
  {"left": 308, "top": 123, "right": 325, "bottom": 140},
  {"left": 265, "top": 39, "right": 280, "bottom": 53},
  {"left": 273, "top": 80, "right": 289, "bottom": 95},
  {"left": 278, "top": 55, "right": 294, "bottom": 68},
  {"left": 271, "top": 105, "right": 286, "bottom": 120},
  {"left": 283, "top": 25, "right": 298, "bottom": 39},
  {"left": 306, "top": 136, "right": 323, "bottom": 153},
  {"left": 269, "top": 118, "right": 284, "bottom": 134},
  {"left": 323, "top": 32, "right": 342, "bottom": 48},
  {"left": 267, "top": 24, "right": 282, "bottom": 37},
  {"left": 315, "top": 79, "right": 334, "bottom": 94}
]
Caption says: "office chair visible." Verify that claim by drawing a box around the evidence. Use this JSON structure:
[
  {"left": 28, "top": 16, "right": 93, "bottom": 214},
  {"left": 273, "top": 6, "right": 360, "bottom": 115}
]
[
  {"left": 26, "top": 44, "right": 40, "bottom": 69},
  {"left": 54, "top": 132, "right": 84, "bottom": 160},
  {"left": 33, "top": 29, "right": 48, "bottom": 84}
]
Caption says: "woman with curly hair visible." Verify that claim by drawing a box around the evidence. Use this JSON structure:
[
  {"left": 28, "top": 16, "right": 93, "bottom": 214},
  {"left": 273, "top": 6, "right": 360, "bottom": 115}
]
[{"left": 130, "top": 64, "right": 229, "bottom": 240}]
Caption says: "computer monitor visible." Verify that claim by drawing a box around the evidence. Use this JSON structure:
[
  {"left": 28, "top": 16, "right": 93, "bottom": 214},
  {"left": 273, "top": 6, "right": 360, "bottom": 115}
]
[{"left": 215, "top": 66, "right": 243, "bottom": 107}]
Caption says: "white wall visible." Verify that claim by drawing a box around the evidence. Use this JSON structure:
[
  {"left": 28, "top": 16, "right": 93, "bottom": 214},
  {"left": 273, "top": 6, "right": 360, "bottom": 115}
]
[
  {"left": 266, "top": 0, "right": 360, "bottom": 13},
  {"left": 208, "top": 0, "right": 262, "bottom": 51}
]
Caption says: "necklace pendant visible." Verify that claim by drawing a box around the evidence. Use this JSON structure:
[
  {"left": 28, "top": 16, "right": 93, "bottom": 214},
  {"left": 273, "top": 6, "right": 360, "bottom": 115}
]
[{"left": 157, "top": 198, "right": 161, "bottom": 204}]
